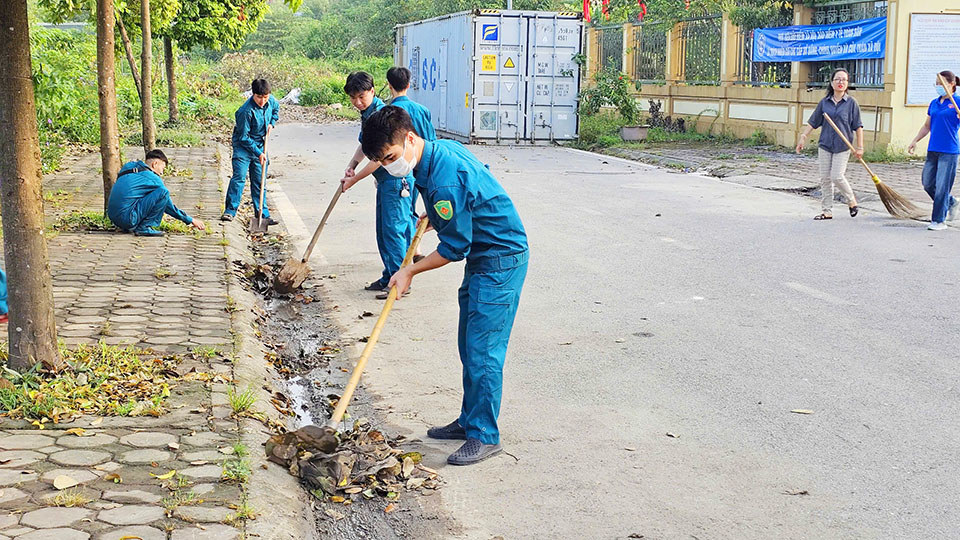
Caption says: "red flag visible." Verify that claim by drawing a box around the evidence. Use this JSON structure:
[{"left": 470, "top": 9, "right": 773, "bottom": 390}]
[
  {"left": 601, "top": 0, "right": 610, "bottom": 19},
  {"left": 583, "top": 0, "right": 591, "bottom": 22},
  {"left": 637, "top": 0, "right": 647, "bottom": 21}
]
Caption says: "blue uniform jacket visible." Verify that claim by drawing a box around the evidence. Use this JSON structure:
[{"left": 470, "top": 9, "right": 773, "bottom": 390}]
[
  {"left": 232, "top": 95, "right": 279, "bottom": 157},
  {"left": 413, "top": 140, "right": 527, "bottom": 263},
  {"left": 361, "top": 97, "right": 412, "bottom": 184},
  {"left": 108, "top": 160, "right": 192, "bottom": 225},
  {"left": 389, "top": 96, "right": 437, "bottom": 141}
]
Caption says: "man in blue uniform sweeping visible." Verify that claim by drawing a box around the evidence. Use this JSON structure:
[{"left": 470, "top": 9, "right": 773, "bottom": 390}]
[
  {"left": 107, "top": 149, "right": 206, "bottom": 237},
  {"left": 340, "top": 72, "right": 418, "bottom": 298},
  {"left": 222, "top": 79, "right": 279, "bottom": 224},
  {"left": 361, "top": 106, "right": 529, "bottom": 466}
]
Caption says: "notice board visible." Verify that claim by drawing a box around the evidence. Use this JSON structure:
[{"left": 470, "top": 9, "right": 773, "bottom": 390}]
[{"left": 907, "top": 13, "right": 960, "bottom": 106}]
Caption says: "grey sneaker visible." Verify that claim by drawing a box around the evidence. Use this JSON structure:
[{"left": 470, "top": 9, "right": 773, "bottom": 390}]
[
  {"left": 949, "top": 200, "right": 959, "bottom": 222},
  {"left": 447, "top": 438, "right": 502, "bottom": 466},
  {"left": 426, "top": 419, "right": 466, "bottom": 440},
  {"left": 928, "top": 221, "right": 948, "bottom": 231}
]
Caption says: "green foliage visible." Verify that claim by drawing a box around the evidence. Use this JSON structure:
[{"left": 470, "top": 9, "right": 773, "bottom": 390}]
[
  {"left": 863, "top": 146, "right": 914, "bottom": 164},
  {"left": 222, "top": 457, "right": 252, "bottom": 483},
  {"left": 745, "top": 128, "right": 772, "bottom": 146},
  {"left": 579, "top": 67, "right": 639, "bottom": 123},
  {"left": 646, "top": 126, "right": 708, "bottom": 143},
  {"left": 31, "top": 27, "right": 100, "bottom": 145},
  {"left": 575, "top": 109, "right": 630, "bottom": 149}
]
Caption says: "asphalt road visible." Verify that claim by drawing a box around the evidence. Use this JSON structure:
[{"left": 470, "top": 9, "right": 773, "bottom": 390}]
[{"left": 265, "top": 121, "right": 960, "bottom": 540}]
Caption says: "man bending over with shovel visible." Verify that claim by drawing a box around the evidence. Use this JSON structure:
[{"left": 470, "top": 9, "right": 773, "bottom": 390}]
[
  {"left": 107, "top": 149, "right": 205, "bottom": 237},
  {"left": 361, "top": 106, "right": 529, "bottom": 466},
  {"left": 221, "top": 78, "right": 279, "bottom": 224}
]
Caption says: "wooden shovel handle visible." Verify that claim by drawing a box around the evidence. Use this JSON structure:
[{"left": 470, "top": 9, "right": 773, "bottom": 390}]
[
  {"left": 937, "top": 73, "right": 960, "bottom": 119},
  {"left": 823, "top": 112, "right": 879, "bottom": 182},
  {"left": 257, "top": 136, "right": 269, "bottom": 224},
  {"left": 300, "top": 187, "right": 342, "bottom": 263},
  {"left": 324, "top": 217, "right": 431, "bottom": 429}
]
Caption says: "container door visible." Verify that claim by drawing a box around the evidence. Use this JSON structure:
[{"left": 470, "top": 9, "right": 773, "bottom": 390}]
[
  {"left": 524, "top": 14, "right": 582, "bottom": 141},
  {"left": 473, "top": 14, "right": 527, "bottom": 142},
  {"left": 438, "top": 39, "right": 449, "bottom": 130}
]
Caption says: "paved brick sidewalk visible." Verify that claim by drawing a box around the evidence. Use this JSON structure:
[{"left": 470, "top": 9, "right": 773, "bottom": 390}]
[
  {"left": 608, "top": 142, "right": 934, "bottom": 212},
  {"left": 0, "top": 145, "right": 253, "bottom": 539}
]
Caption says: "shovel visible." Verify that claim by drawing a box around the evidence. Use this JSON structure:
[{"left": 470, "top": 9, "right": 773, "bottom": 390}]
[
  {"left": 314, "top": 217, "right": 430, "bottom": 450},
  {"left": 248, "top": 136, "right": 271, "bottom": 233},
  {"left": 274, "top": 186, "right": 342, "bottom": 294}
]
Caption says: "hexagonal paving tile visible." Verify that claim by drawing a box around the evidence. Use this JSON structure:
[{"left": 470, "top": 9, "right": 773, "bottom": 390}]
[
  {"left": 0, "top": 434, "right": 55, "bottom": 450},
  {"left": 97, "top": 505, "right": 165, "bottom": 526},
  {"left": 118, "top": 432, "right": 178, "bottom": 448},
  {"left": 49, "top": 449, "right": 111, "bottom": 467},
  {"left": 20, "top": 507, "right": 93, "bottom": 529}
]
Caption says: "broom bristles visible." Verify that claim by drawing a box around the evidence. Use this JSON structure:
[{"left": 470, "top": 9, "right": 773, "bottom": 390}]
[{"left": 875, "top": 180, "right": 925, "bottom": 220}]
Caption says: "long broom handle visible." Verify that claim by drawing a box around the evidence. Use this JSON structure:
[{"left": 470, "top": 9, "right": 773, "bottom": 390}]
[
  {"left": 257, "top": 133, "right": 270, "bottom": 225},
  {"left": 300, "top": 187, "right": 342, "bottom": 263},
  {"left": 823, "top": 112, "right": 880, "bottom": 184},
  {"left": 324, "top": 217, "right": 431, "bottom": 429},
  {"left": 936, "top": 73, "right": 960, "bottom": 118}
]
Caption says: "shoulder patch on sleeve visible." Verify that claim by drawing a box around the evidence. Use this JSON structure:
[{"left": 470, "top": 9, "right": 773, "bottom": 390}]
[{"left": 434, "top": 200, "right": 453, "bottom": 220}]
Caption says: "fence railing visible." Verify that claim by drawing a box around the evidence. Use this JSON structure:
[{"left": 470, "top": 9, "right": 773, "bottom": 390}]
[
  {"left": 807, "top": 0, "right": 887, "bottom": 89},
  {"left": 677, "top": 15, "right": 722, "bottom": 85},
  {"left": 734, "top": 8, "right": 793, "bottom": 87},
  {"left": 596, "top": 24, "right": 623, "bottom": 72},
  {"left": 632, "top": 22, "right": 667, "bottom": 83}
]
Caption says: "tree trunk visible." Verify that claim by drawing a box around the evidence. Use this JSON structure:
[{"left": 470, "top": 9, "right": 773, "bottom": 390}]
[
  {"left": 140, "top": 0, "right": 155, "bottom": 151},
  {"left": 116, "top": 14, "right": 141, "bottom": 99},
  {"left": 96, "top": 0, "right": 121, "bottom": 214},
  {"left": 164, "top": 36, "right": 178, "bottom": 124},
  {"left": 0, "top": 0, "right": 62, "bottom": 372}
]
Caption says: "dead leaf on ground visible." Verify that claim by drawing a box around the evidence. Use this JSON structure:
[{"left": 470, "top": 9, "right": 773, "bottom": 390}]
[
  {"left": 784, "top": 489, "right": 809, "bottom": 496},
  {"left": 104, "top": 473, "right": 122, "bottom": 483},
  {"left": 151, "top": 470, "right": 176, "bottom": 480},
  {"left": 324, "top": 508, "right": 345, "bottom": 520},
  {"left": 90, "top": 417, "right": 104, "bottom": 426},
  {"left": 624, "top": 446, "right": 637, "bottom": 451},
  {"left": 64, "top": 428, "right": 86, "bottom": 437},
  {"left": 558, "top": 341, "right": 573, "bottom": 346},
  {"left": 790, "top": 409, "right": 814, "bottom": 415},
  {"left": 666, "top": 432, "right": 680, "bottom": 438},
  {"left": 384, "top": 503, "right": 396, "bottom": 513},
  {"left": 53, "top": 475, "right": 79, "bottom": 490}
]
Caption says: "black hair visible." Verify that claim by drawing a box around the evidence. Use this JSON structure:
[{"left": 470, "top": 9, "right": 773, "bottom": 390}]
[
  {"left": 386, "top": 67, "right": 412, "bottom": 91},
  {"left": 939, "top": 70, "right": 957, "bottom": 92},
  {"left": 145, "top": 149, "right": 168, "bottom": 164},
  {"left": 361, "top": 106, "right": 415, "bottom": 162},
  {"left": 251, "top": 79, "right": 271, "bottom": 96},
  {"left": 344, "top": 72, "right": 375, "bottom": 96},
  {"left": 825, "top": 68, "right": 850, "bottom": 99}
]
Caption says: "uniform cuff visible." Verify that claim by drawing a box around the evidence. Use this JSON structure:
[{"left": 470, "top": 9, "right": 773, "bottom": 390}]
[{"left": 437, "top": 243, "right": 465, "bottom": 263}]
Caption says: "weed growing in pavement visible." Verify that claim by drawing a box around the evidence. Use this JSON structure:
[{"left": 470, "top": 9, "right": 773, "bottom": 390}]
[
  {"left": 53, "top": 488, "right": 93, "bottom": 507},
  {"left": 218, "top": 237, "right": 230, "bottom": 247},
  {"left": 864, "top": 146, "right": 915, "bottom": 163},
  {"left": 225, "top": 494, "right": 257, "bottom": 523},
  {"left": 155, "top": 266, "right": 176, "bottom": 279},
  {"left": 225, "top": 296, "right": 240, "bottom": 313},
  {"left": 192, "top": 346, "right": 221, "bottom": 359},
  {"left": 161, "top": 489, "right": 200, "bottom": 515},
  {"left": 232, "top": 441, "right": 249, "bottom": 457},
  {"left": 51, "top": 211, "right": 207, "bottom": 238},
  {"left": 222, "top": 458, "right": 252, "bottom": 483},
  {"left": 746, "top": 129, "right": 773, "bottom": 147},
  {"left": 98, "top": 321, "right": 113, "bottom": 336},
  {"left": 228, "top": 385, "right": 257, "bottom": 415}
]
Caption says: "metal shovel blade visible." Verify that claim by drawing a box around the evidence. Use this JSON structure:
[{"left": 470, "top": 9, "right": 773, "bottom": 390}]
[{"left": 248, "top": 214, "right": 269, "bottom": 233}]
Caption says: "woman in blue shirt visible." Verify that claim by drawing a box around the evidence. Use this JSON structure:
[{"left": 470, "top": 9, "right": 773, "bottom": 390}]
[{"left": 908, "top": 70, "right": 960, "bottom": 231}]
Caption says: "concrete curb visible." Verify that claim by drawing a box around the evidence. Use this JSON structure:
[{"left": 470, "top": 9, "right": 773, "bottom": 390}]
[{"left": 217, "top": 143, "right": 317, "bottom": 540}]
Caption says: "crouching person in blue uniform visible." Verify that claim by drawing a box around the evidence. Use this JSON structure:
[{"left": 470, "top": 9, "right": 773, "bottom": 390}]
[
  {"left": 222, "top": 79, "right": 279, "bottom": 224},
  {"left": 107, "top": 150, "right": 206, "bottom": 237},
  {"left": 340, "top": 72, "right": 417, "bottom": 299},
  {"left": 361, "top": 106, "right": 529, "bottom": 466}
]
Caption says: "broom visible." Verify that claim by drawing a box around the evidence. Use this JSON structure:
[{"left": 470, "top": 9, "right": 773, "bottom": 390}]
[{"left": 822, "top": 112, "right": 924, "bottom": 219}]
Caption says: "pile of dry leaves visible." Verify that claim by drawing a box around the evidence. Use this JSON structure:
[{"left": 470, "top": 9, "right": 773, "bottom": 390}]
[{"left": 266, "top": 419, "right": 442, "bottom": 508}]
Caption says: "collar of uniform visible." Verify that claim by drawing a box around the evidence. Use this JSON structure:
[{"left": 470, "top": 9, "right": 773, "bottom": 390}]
[
  {"left": 391, "top": 96, "right": 410, "bottom": 104},
  {"left": 416, "top": 140, "right": 436, "bottom": 179},
  {"left": 248, "top": 96, "right": 268, "bottom": 110},
  {"left": 830, "top": 93, "right": 849, "bottom": 104}
]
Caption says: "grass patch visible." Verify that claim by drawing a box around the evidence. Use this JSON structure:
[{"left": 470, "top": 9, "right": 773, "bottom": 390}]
[
  {"left": 227, "top": 385, "right": 257, "bottom": 415},
  {"left": 572, "top": 109, "right": 629, "bottom": 149},
  {"left": 193, "top": 346, "right": 220, "bottom": 360},
  {"left": 51, "top": 211, "right": 207, "bottom": 238},
  {"left": 646, "top": 127, "right": 709, "bottom": 143},
  {"left": 864, "top": 146, "right": 914, "bottom": 163},
  {"left": 745, "top": 129, "right": 773, "bottom": 146},
  {"left": 53, "top": 488, "right": 93, "bottom": 508},
  {"left": 221, "top": 458, "right": 251, "bottom": 483},
  {"left": 0, "top": 341, "right": 183, "bottom": 422}
]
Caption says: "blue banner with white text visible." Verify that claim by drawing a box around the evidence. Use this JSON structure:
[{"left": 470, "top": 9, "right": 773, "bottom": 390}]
[{"left": 752, "top": 16, "right": 886, "bottom": 62}]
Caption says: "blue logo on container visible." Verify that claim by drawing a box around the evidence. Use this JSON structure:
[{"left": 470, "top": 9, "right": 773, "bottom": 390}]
[{"left": 482, "top": 24, "right": 498, "bottom": 41}]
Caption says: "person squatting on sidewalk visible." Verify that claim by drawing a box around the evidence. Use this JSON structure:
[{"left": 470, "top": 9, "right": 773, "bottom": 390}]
[
  {"left": 222, "top": 79, "right": 279, "bottom": 224},
  {"left": 797, "top": 68, "right": 862, "bottom": 220},
  {"left": 908, "top": 70, "right": 960, "bottom": 231},
  {"left": 107, "top": 149, "right": 206, "bottom": 237},
  {"left": 361, "top": 105, "right": 529, "bottom": 466},
  {"left": 339, "top": 72, "right": 417, "bottom": 298}
]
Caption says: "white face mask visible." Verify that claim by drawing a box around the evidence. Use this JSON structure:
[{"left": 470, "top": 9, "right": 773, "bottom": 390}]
[
  {"left": 383, "top": 138, "right": 417, "bottom": 177},
  {"left": 936, "top": 85, "right": 948, "bottom": 97}
]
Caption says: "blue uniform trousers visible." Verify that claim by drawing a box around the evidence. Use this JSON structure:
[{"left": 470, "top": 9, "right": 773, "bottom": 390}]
[
  {"left": 0, "top": 268, "right": 7, "bottom": 315},
  {"left": 456, "top": 251, "right": 528, "bottom": 444},
  {"left": 224, "top": 152, "right": 270, "bottom": 218},
  {"left": 113, "top": 187, "right": 169, "bottom": 233},
  {"left": 921, "top": 151, "right": 958, "bottom": 223},
  {"left": 374, "top": 176, "right": 416, "bottom": 286}
]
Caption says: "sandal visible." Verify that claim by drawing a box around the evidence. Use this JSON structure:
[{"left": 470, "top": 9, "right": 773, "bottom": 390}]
[
  {"left": 849, "top": 206, "right": 859, "bottom": 217},
  {"left": 814, "top": 213, "right": 833, "bottom": 220}
]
